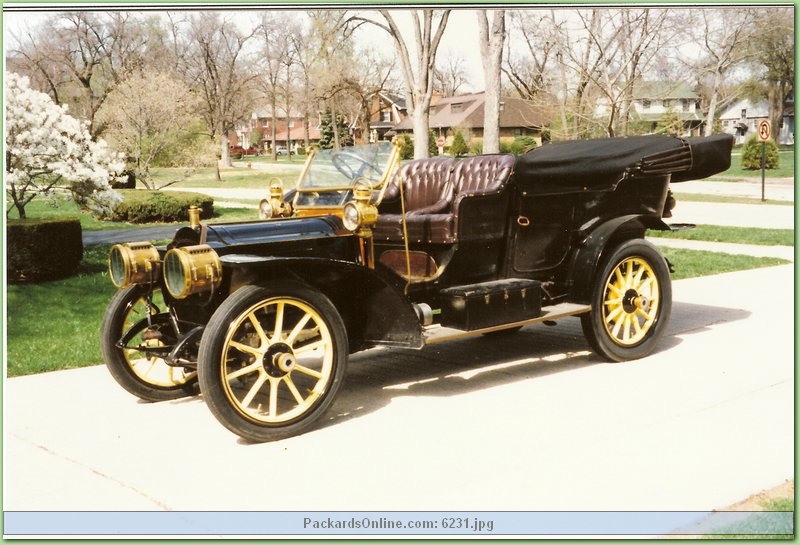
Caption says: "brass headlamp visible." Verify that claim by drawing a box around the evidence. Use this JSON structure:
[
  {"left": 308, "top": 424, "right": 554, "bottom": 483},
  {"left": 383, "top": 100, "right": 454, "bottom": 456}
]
[
  {"left": 259, "top": 178, "right": 293, "bottom": 220},
  {"left": 342, "top": 180, "right": 378, "bottom": 236},
  {"left": 108, "top": 242, "right": 161, "bottom": 288},
  {"left": 162, "top": 244, "right": 222, "bottom": 299}
]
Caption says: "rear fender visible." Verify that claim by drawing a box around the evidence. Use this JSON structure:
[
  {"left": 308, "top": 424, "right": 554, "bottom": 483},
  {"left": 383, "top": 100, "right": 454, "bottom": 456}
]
[
  {"left": 568, "top": 214, "right": 669, "bottom": 304},
  {"left": 221, "top": 255, "right": 423, "bottom": 351}
]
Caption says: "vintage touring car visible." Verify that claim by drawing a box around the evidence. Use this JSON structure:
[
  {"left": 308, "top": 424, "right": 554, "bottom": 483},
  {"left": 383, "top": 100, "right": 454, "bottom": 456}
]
[{"left": 102, "top": 133, "right": 733, "bottom": 442}]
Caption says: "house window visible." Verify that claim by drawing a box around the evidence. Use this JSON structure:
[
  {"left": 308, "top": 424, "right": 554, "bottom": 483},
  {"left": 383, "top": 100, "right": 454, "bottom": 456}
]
[
  {"left": 381, "top": 110, "right": 392, "bottom": 123},
  {"left": 642, "top": 99, "right": 651, "bottom": 110},
  {"left": 682, "top": 99, "right": 690, "bottom": 112},
  {"left": 741, "top": 109, "right": 747, "bottom": 119},
  {"left": 451, "top": 103, "right": 463, "bottom": 114},
  {"left": 288, "top": 119, "right": 295, "bottom": 128},
  {"left": 663, "top": 99, "right": 672, "bottom": 109}
]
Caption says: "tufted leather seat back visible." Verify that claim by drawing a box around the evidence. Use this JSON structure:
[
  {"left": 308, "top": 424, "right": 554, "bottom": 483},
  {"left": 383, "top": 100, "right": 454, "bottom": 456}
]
[
  {"left": 453, "top": 154, "right": 516, "bottom": 196},
  {"left": 397, "top": 157, "right": 455, "bottom": 214}
]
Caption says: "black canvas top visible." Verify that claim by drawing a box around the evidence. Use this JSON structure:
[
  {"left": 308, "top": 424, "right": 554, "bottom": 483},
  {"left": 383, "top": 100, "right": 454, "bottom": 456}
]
[{"left": 513, "top": 134, "right": 733, "bottom": 195}]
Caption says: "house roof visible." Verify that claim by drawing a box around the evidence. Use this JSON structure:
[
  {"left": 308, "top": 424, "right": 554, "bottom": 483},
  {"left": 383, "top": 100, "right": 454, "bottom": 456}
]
[
  {"left": 633, "top": 81, "right": 699, "bottom": 100},
  {"left": 272, "top": 126, "right": 321, "bottom": 141},
  {"left": 395, "top": 92, "right": 548, "bottom": 131}
]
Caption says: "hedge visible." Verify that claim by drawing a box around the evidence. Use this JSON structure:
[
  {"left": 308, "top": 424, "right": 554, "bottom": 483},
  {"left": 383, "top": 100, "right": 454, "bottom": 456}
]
[
  {"left": 111, "top": 190, "right": 214, "bottom": 223},
  {"left": 7, "top": 217, "right": 83, "bottom": 282}
]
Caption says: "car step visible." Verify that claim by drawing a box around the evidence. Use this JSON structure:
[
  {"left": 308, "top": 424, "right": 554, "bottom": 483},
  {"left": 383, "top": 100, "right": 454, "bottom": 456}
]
[{"left": 422, "top": 302, "right": 591, "bottom": 345}]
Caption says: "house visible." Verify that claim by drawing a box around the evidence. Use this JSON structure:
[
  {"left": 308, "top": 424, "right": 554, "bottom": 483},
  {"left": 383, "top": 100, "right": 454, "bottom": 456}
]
[
  {"left": 231, "top": 111, "right": 321, "bottom": 154},
  {"left": 393, "top": 92, "right": 549, "bottom": 146},
  {"left": 718, "top": 97, "right": 795, "bottom": 145},
  {"left": 355, "top": 92, "right": 408, "bottom": 143},
  {"left": 628, "top": 81, "right": 704, "bottom": 136}
]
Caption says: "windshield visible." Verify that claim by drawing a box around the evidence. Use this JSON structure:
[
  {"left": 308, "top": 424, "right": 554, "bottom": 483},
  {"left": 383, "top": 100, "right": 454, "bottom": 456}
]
[{"left": 294, "top": 141, "right": 398, "bottom": 208}]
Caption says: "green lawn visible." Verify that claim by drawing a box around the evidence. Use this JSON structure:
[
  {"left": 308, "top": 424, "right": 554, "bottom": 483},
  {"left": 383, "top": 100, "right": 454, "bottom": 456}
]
[
  {"left": 715, "top": 146, "right": 794, "bottom": 180},
  {"left": 649, "top": 224, "right": 794, "bottom": 246},
  {"left": 148, "top": 165, "right": 300, "bottom": 190}
]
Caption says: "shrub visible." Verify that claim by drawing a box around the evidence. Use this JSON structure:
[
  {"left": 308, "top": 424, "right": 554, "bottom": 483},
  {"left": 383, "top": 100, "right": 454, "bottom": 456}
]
[
  {"left": 111, "top": 190, "right": 214, "bottom": 223},
  {"left": 450, "top": 130, "right": 469, "bottom": 157},
  {"left": 741, "top": 135, "right": 780, "bottom": 170},
  {"left": 510, "top": 136, "right": 539, "bottom": 155},
  {"left": 7, "top": 217, "right": 83, "bottom": 282}
]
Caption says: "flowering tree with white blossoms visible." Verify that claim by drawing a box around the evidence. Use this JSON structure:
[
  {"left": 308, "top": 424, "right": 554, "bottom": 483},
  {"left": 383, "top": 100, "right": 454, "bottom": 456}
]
[{"left": 5, "top": 72, "right": 123, "bottom": 219}]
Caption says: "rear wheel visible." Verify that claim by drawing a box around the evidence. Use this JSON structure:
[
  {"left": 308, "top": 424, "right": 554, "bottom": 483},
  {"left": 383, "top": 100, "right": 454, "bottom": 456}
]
[
  {"left": 198, "top": 282, "right": 348, "bottom": 442},
  {"left": 581, "top": 239, "right": 672, "bottom": 362}
]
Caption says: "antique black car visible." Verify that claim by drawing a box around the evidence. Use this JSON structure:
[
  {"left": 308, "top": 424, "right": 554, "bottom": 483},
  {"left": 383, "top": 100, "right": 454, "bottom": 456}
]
[{"left": 101, "top": 134, "right": 733, "bottom": 442}]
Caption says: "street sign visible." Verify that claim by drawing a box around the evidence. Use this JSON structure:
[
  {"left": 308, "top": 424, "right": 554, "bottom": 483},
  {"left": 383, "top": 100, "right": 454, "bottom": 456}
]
[
  {"left": 758, "top": 119, "right": 771, "bottom": 142},
  {"left": 436, "top": 136, "right": 446, "bottom": 148}
]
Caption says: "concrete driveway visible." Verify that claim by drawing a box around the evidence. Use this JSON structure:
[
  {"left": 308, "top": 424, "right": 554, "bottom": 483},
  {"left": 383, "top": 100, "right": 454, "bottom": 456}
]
[{"left": 4, "top": 263, "right": 793, "bottom": 535}]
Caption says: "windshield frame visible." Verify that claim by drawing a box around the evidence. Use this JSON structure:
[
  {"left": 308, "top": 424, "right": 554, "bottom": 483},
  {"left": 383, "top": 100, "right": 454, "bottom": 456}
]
[{"left": 291, "top": 140, "right": 401, "bottom": 211}]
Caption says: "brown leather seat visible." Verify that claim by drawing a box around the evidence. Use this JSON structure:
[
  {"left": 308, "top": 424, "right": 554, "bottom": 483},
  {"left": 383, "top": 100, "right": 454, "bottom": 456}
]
[{"left": 375, "top": 154, "right": 514, "bottom": 244}]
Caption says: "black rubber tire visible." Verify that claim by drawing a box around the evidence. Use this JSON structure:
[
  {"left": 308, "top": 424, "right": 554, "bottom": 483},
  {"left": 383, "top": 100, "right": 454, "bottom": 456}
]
[
  {"left": 101, "top": 285, "right": 198, "bottom": 401},
  {"left": 581, "top": 239, "right": 672, "bottom": 362},
  {"left": 198, "top": 282, "right": 348, "bottom": 442}
]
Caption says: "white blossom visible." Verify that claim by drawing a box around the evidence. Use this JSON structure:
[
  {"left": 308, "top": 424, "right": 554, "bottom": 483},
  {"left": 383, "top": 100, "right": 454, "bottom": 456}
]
[{"left": 5, "top": 72, "right": 123, "bottom": 219}]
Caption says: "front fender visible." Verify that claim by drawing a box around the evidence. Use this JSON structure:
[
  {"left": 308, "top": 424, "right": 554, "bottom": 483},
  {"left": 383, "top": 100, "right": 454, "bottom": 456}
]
[
  {"left": 568, "top": 214, "right": 670, "bottom": 304},
  {"left": 221, "top": 255, "right": 423, "bottom": 351}
]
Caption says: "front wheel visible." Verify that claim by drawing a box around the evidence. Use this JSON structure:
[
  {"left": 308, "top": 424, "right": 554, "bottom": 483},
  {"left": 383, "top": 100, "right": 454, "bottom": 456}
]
[
  {"left": 198, "top": 283, "right": 348, "bottom": 442},
  {"left": 101, "top": 285, "right": 198, "bottom": 401},
  {"left": 581, "top": 239, "right": 672, "bottom": 362}
]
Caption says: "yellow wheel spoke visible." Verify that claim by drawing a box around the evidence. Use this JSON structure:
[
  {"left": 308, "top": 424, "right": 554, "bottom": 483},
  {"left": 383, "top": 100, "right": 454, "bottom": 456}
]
[
  {"left": 228, "top": 340, "right": 264, "bottom": 357},
  {"left": 271, "top": 302, "right": 285, "bottom": 343},
  {"left": 284, "top": 375, "right": 305, "bottom": 405},
  {"left": 605, "top": 305, "right": 625, "bottom": 324},
  {"left": 285, "top": 312, "right": 314, "bottom": 346},
  {"left": 247, "top": 312, "right": 269, "bottom": 348},
  {"left": 241, "top": 372, "right": 268, "bottom": 409},
  {"left": 268, "top": 379, "right": 279, "bottom": 418},
  {"left": 225, "top": 360, "right": 262, "bottom": 381},
  {"left": 294, "top": 364, "right": 323, "bottom": 379},
  {"left": 294, "top": 339, "right": 327, "bottom": 356}
]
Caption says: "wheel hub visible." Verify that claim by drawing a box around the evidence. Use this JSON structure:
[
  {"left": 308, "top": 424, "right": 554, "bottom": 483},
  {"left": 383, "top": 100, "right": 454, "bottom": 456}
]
[
  {"left": 263, "top": 343, "right": 296, "bottom": 377},
  {"left": 622, "top": 289, "right": 649, "bottom": 313}
]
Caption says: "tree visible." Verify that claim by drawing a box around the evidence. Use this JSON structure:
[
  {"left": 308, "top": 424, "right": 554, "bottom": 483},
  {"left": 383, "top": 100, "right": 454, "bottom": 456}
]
[
  {"left": 449, "top": 130, "right": 468, "bottom": 156},
  {"left": 182, "top": 13, "right": 257, "bottom": 174},
  {"left": 97, "top": 71, "right": 206, "bottom": 188},
  {"left": 434, "top": 51, "right": 469, "bottom": 97},
  {"left": 5, "top": 72, "right": 122, "bottom": 219},
  {"left": 318, "top": 108, "right": 353, "bottom": 149},
  {"left": 750, "top": 8, "right": 794, "bottom": 143},
  {"left": 351, "top": 10, "right": 451, "bottom": 158},
  {"left": 477, "top": 10, "right": 506, "bottom": 153},
  {"left": 10, "top": 12, "right": 151, "bottom": 139},
  {"left": 687, "top": 8, "right": 756, "bottom": 136}
]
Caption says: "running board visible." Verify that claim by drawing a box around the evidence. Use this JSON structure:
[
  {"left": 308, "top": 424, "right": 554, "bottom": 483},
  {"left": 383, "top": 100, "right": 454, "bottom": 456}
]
[{"left": 422, "top": 302, "right": 591, "bottom": 345}]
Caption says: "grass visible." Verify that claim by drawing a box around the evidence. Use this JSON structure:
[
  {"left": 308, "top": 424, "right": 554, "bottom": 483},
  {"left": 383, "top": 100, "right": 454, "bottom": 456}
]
[
  {"left": 6, "top": 193, "right": 260, "bottom": 229},
  {"left": 6, "top": 244, "right": 116, "bottom": 376},
  {"left": 649, "top": 225, "right": 795, "bottom": 246},
  {"left": 715, "top": 146, "right": 794, "bottom": 180},
  {"left": 660, "top": 247, "right": 789, "bottom": 280},
  {"left": 699, "top": 496, "right": 794, "bottom": 539},
  {"left": 673, "top": 192, "right": 795, "bottom": 206}
]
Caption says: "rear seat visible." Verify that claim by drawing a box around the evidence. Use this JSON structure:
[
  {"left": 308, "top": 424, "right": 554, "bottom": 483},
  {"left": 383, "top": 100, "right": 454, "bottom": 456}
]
[{"left": 374, "top": 154, "right": 515, "bottom": 244}]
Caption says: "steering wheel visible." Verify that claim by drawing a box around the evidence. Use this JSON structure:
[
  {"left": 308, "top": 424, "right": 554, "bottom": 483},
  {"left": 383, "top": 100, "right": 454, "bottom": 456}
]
[{"left": 331, "top": 151, "right": 383, "bottom": 180}]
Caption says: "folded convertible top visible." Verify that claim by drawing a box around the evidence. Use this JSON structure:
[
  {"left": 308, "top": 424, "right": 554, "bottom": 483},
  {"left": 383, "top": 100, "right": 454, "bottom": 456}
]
[{"left": 514, "top": 134, "right": 734, "bottom": 195}]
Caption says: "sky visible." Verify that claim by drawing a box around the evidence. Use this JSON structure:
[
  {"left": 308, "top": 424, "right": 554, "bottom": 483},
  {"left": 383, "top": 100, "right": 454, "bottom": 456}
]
[{"left": 3, "top": 6, "right": 488, "bottom": 91}]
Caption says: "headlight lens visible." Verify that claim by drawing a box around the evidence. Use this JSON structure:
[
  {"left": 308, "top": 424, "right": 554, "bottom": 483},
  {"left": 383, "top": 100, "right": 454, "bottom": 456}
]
[
  {"left": 108, "top": 242, "right": 161, "bottom": 288},
  {"left": 259, "top": 198, "right": 273, "bottom": 220},
  {"left": 342, "top": 202, "right": 361, "bottom": 231},
  {"left": 163, "top": 244, "right": 222, "bottom": 299}
]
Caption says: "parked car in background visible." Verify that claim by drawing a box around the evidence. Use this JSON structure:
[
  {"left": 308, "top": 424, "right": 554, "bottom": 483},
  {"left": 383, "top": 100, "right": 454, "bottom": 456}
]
[
  {"left": 102, "top": 134, "right": 733, "bottom": 442},
  {"left": 275, "top": 146, "right": 294, "bottom": 156}
]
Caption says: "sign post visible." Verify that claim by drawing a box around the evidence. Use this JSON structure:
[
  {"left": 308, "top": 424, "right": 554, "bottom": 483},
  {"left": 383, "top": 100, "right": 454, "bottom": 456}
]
[{"left": 757, "top": 119, "right": 771, "bottom": 202}]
